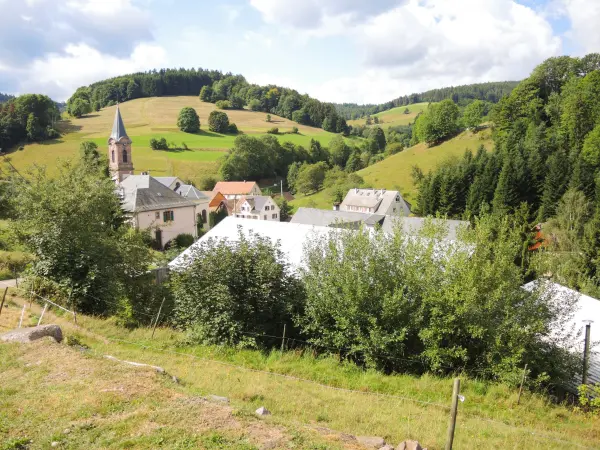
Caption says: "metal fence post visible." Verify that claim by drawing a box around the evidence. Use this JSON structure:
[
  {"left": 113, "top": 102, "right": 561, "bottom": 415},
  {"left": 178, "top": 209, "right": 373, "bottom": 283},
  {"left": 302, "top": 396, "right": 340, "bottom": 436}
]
[{"left": 281, "top": 323, "right": 287, "bottom": 352}]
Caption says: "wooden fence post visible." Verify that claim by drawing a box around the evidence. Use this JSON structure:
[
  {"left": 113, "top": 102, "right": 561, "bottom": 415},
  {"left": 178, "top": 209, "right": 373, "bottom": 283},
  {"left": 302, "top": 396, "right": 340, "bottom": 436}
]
[
  {"left": 517, "top": 363, "right": 528, "bottom": 405},
  {"left": 0, "top": 286, "right": 8, "bottom": 318},
  {"left": 18, "top": 303, "right": 26, "bottom": 328},
  {"left": 445, "top": 378, "right": 461, "bottom": 450},
  {"left": 281, "top": 323, "right": 287, "bottom": 352},
  {"left": 151, "top": 297, "right": 165, "bottom": 339},
  {"left": 68, "top": 285, "right": 77, "bottom": 325},
  {"left": 37, "top": 303, "right": 48, "bottom": 326}
]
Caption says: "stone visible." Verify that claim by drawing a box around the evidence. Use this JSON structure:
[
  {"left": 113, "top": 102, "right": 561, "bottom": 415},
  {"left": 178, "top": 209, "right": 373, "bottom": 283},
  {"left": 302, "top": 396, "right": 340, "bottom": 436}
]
[
  {"left": 207, "top": 395, "right": 229, "bottom": 404},
  {"left": 255, "top": 406, "right": 271, "bottom": 416},
  {"left": 104, "top": 355, "right": 165, "bottom": 373},
  {"left": 0, "top": 324, "right": 63, "bottom": 343},
  {"left": 63, "top": 428, "right": 71, "bottom": 435},
  {"left": 380, "top": 446, "right": 395, "bottom": 450},
  {"left": 51, "top": 442, "right": 59, "bottom": 447},
  {"left": 396, "top": 440, "right": 423, "bottom": 450},
  {"left": 356, "top": 436, "right": 386, "bottom": 448}
]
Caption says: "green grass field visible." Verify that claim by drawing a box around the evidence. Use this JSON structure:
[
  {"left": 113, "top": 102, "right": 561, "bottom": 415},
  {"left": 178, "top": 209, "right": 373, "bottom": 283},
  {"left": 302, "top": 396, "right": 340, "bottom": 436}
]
[
  {"left": 289, "top": 129, "right": 493, "bottom": 212},
  {"left": 359, "top": 129, "right": 493, "bottom": 202},
  {"left": 3, "top": 96, "right": 338, "bottom": 182},
  {"left": 347, "top": 103, "right": 429, "bottom": 129},
  {"left": 1, "top": 293, "right": 598, "bottom": 449}
]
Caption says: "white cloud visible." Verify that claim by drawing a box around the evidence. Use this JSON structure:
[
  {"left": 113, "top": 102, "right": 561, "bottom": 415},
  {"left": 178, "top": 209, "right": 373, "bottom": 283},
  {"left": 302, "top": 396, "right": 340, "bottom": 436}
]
[
  {"left": 561, "top": 0, "right": 600, "bottom": 54},
  {"left": 20, "top": 42, "right": 167, "bottom": 100},
  {"left": 250, "top": 0, "right": 563, "bottom": 103}
]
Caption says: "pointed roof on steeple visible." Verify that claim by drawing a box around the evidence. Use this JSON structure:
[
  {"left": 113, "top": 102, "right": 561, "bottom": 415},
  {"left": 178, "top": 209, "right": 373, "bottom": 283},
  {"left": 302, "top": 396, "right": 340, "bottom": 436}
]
[{"left": 110, "top": 105, "right": 129, "bottom": 141}]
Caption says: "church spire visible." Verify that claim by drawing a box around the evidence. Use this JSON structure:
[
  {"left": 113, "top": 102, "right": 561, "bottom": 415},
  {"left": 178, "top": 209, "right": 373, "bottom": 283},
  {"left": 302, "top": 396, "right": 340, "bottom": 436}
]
[{"left": 110, "top": 105, "right": 128, "bottom": 142}]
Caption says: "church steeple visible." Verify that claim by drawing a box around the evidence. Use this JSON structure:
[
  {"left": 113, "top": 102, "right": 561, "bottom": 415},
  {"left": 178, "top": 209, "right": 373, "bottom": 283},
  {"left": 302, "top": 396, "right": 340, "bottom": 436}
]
[{"left": 108, "top": 105, "right": 134, "bottom": 183}]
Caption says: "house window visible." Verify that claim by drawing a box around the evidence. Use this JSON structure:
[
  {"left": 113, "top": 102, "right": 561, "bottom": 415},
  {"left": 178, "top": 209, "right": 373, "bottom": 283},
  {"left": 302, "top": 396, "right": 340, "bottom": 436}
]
[
  {"left": 272, "top": 213, "right": 278, "bottom": 219},
  {"left": 155, "top": 212, "right": 160, "bottom": 219},
  {"left": 163, "top": 210, "right": 174, "bottom": 222},
  {"left": 123, "top": 149, "right": 128, "bottom": 163},
  {"left": 396, "top": 195, "right": 401, "bottom": 202},
  {"left": 201, "top": 209, "right": 207, "bottom": 223},
  {"left": 264, "top": 215, "right": 267, "bottom": 220},
  {"left": 265, "top": 205, "right": 270, "bottom": 211},
  {"left": 111, "top": 150, "right": 115, "bottom": 163}
]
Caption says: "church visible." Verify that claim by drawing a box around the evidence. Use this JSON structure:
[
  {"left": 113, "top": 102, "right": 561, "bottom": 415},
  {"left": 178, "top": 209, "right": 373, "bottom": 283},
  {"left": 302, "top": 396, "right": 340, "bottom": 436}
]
[{"left": 108, "top": 106, "right": 210, "bottom": 248}]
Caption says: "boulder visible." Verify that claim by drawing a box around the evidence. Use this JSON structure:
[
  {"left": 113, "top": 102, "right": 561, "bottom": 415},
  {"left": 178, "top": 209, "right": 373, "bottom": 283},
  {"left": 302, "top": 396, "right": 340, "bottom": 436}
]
[
  {"left": 0, "top": 324, "right": 63, "bottom": 343},
  {"left": 380, "top": 446, "right": 395, "bottom": 450},
  {"left": 255, "top": 406, "right": 271, "bottom": 416},
  {"left": 356, "top": 436, "right": 386, "bottom": 448},
  {"left": 396, "top": 440, "right": 423, "bottom": 450}
]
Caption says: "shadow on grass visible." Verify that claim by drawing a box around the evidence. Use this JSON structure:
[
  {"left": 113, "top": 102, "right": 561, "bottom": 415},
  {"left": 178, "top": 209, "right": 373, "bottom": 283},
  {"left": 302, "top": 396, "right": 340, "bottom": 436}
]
[{"left": 57, "top": 120, "right": 83, "bottom": 134}]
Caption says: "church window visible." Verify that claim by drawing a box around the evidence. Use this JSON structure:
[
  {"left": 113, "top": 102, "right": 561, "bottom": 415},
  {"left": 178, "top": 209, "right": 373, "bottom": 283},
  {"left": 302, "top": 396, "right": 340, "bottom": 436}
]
[
  {"left": 111, "top": 150, "right": 115, "bottom": 162},
  {"left": 123, "top": 149, "right": 128, "bottom": 163}
]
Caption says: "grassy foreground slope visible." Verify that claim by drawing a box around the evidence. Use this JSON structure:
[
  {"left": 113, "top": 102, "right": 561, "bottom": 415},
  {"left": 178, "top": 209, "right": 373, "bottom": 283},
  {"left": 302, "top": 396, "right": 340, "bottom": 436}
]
[
  {"left": 4, "top": 97, "right": 337, "bottom": 182},
  {"left": 347, "top": 103, "right": 428, "bottom": 128},
  {"left": 289, "top": 130, "right": 493, "bottom": 212},
  {"left": 1, "top": 292, "right": 599, "bottom": 449}
]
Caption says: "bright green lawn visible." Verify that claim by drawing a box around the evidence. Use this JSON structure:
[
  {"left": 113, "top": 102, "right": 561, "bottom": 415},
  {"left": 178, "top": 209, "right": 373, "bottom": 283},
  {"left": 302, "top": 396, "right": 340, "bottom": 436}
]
[{"left": 348, "top": 102, "right": 429, "bottom": 128}]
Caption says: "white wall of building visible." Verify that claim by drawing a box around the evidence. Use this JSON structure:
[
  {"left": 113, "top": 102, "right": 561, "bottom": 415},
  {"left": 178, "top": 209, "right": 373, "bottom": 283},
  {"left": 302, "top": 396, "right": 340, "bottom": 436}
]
[{"left": 134, "top": 205, "right": 197, "bottom": 246}]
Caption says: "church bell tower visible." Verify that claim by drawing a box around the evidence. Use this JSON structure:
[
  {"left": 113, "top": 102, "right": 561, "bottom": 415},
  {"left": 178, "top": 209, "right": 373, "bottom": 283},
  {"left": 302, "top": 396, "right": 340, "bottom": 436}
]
[{"left": 108, "top": 105, "right": 134, "bottom": 183}]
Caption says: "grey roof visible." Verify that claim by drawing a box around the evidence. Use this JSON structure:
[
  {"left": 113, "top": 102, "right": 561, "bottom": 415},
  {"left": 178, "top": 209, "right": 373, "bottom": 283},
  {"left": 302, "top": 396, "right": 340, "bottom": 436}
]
[
  {"left": 109, "top": 106, "right": 129, "bottom": 142},
  {"left": 237, "top": 195, "right": 271, "bottom": 214},
  {"left": 291, "top": 208, "right": 385, "bottom": 228},
  {"left": 154, "top": 177, "right": 180, "bottom": 188},
  {"left": 176, "top": 184, "right": 210, "bottom": 201},
  {"left": 119, "top": 175, "right": 197, "bottom": 213},
  {"left": 380, "top": 216, "right": 468, "bottom": 241},
  {"left": 291, "top": 208, "right": 468, "bottom": 241},
  {"left": 341, "top": 189, "right": 411, "bottom": 216}
]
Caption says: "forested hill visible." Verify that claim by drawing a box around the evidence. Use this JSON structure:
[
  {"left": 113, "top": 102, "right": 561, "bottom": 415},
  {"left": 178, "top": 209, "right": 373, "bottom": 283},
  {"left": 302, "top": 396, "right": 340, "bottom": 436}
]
[
  {"left": 335, "top": 81, "right": 519, "bottom": 119},
  {"left": 67, "top": 68, "right": 349, "bottom": 134},
  {"left": 0, "top": 93, "right": 15, "bottom": 103}
]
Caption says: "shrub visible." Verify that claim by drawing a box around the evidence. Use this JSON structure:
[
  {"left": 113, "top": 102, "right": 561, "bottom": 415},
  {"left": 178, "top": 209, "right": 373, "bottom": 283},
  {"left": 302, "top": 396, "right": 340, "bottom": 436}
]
[
  {"left": 171, "top": 229, "right": 304, "bottom": 346},
  {"left": 267, "top": 127, "right": 279, "bottom": 135},
  {"left": 199, "top": 175, "right": 218, "bottom": 191},
  {"left": 150, "top": 137, "right": 169, "bottom": 150},
  {"left": 174, "top": 233, "right": 194, "bottom": 248},
  {"left": 227, "top": 123, "right": 238, "bottom": 134},
  {"left": 215, "top": 100, "right": 231, "bottom": 110},
  {"left": 266, "top": 114, "right": 271, "bottom": 122},
  {"left": 177, "top": 107, "right": 200, "bottom": 133},
  {"left": 291, "top": 126, "right": 299, "bottom": 134},
  {"left": 385, "top": 142, "right": 404, "bottom": 156},
  {"left": 208, "top": 111, "right": 230, "bottom": 133}
]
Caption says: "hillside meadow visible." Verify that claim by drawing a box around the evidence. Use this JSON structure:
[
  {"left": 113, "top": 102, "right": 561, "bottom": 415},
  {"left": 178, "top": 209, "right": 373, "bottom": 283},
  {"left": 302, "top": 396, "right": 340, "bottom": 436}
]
[
  {"left": 290, "top": 129, "right": 493, "bottom": 212},
  {"left": 2, "top": 96, "right": 339, "bottom": 183},
  {"left": 347, "top": 102, "right": 428, "bottom": 128}
]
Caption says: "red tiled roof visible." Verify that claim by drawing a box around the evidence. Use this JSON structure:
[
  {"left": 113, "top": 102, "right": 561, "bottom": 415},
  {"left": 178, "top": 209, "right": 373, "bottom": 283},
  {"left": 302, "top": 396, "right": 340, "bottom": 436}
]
[{"left": 213, "top": 181, "right": 259, "bottom": 195}]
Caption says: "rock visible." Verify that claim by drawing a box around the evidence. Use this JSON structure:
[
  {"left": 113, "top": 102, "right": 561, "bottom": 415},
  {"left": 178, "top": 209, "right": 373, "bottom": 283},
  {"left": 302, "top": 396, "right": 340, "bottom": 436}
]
[
  {"left": 63, "top": 428, "right": 71, "bottom": 434},
  {"left": 255, "top": 406, "right": 271, "bottom": 416},
  {"left": 0, "top": 324, "right": 63, "bottom": 343},
  {"left": 356, "top": 436, "right": 386, "bottom": 448},
  {"left": 207, "top": 395, "right": 229, "bottom": 404},
  {"left": 380, "top": 446, "right": 395, "bottom": 450},
  {"left": 396, "top": 440, "right": 423, "bottom": 450},
  {"left": 51, "top": 442, "right": 59, "bottom": 447}
]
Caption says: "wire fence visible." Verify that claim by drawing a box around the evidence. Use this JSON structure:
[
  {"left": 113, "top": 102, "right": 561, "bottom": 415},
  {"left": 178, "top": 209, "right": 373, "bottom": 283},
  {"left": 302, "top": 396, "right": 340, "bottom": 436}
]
[{"left": 1, "top": 284, "right": 598, "bottom": 449}]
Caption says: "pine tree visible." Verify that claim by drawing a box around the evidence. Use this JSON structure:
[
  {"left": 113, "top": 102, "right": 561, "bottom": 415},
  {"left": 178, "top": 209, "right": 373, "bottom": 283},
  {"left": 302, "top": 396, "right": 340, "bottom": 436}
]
[
  {"left": 538, "top": 150, "right": 569, "bottom": 220},
  {"left": 492, "top": 152, "right": 520, "bottom": 215}
]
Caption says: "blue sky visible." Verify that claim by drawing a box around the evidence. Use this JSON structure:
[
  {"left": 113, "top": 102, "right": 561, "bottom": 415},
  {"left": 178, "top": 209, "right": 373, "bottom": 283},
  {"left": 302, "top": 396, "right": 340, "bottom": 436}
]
[{"left": 0, "top": 0, "right": 598, "bottom": 104}]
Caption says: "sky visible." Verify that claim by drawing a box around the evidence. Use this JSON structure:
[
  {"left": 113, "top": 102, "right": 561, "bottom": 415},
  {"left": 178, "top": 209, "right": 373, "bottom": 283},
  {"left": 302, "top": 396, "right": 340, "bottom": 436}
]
[{"left": 0, "top": 0, "right": 599, "bottom": 104}]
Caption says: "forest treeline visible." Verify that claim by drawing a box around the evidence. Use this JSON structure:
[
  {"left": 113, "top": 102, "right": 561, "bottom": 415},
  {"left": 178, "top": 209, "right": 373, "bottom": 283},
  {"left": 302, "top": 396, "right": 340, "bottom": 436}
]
[
  {"left": 413, "top": 53, "right": 600, "bottom": 296},
  {"left": 0, "top": 93, "right": 15, "bottom": 103},
  {"left": 66, "top": 68, "right": 349, "bottom": 133},
  {"left": 335, "top": 81, "right": 519, "bottom": 119},
  {"left": 0, "top": 94, "right": 60, "bottom": 151}
]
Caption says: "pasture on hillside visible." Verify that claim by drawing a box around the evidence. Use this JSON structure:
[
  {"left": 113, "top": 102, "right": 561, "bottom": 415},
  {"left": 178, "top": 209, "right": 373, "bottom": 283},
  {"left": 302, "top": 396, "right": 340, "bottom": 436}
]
[
  {"left": 290, "top": 129, "right": 493, "bottom": 212},
  {"left": 347, "top": 102, "right": 429, "bottom": 128},
  {"left": 3, "top": 96, "right": 338, "bottom": 182}
]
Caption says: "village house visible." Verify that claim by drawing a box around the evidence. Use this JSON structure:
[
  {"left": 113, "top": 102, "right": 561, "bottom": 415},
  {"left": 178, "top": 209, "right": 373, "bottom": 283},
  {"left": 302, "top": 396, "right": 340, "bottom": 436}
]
[
  {"left": 339, "top": 188, "right": 411, "bottom": 216},
  {"left": 108, "top": 106, "right": 199, "bottom": 247},
  {"left": 213, "top": 181, "right": 262, "bottom": 200},
  {"left": 232, "top": 195, "right": 280, "bottom": 221}
]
